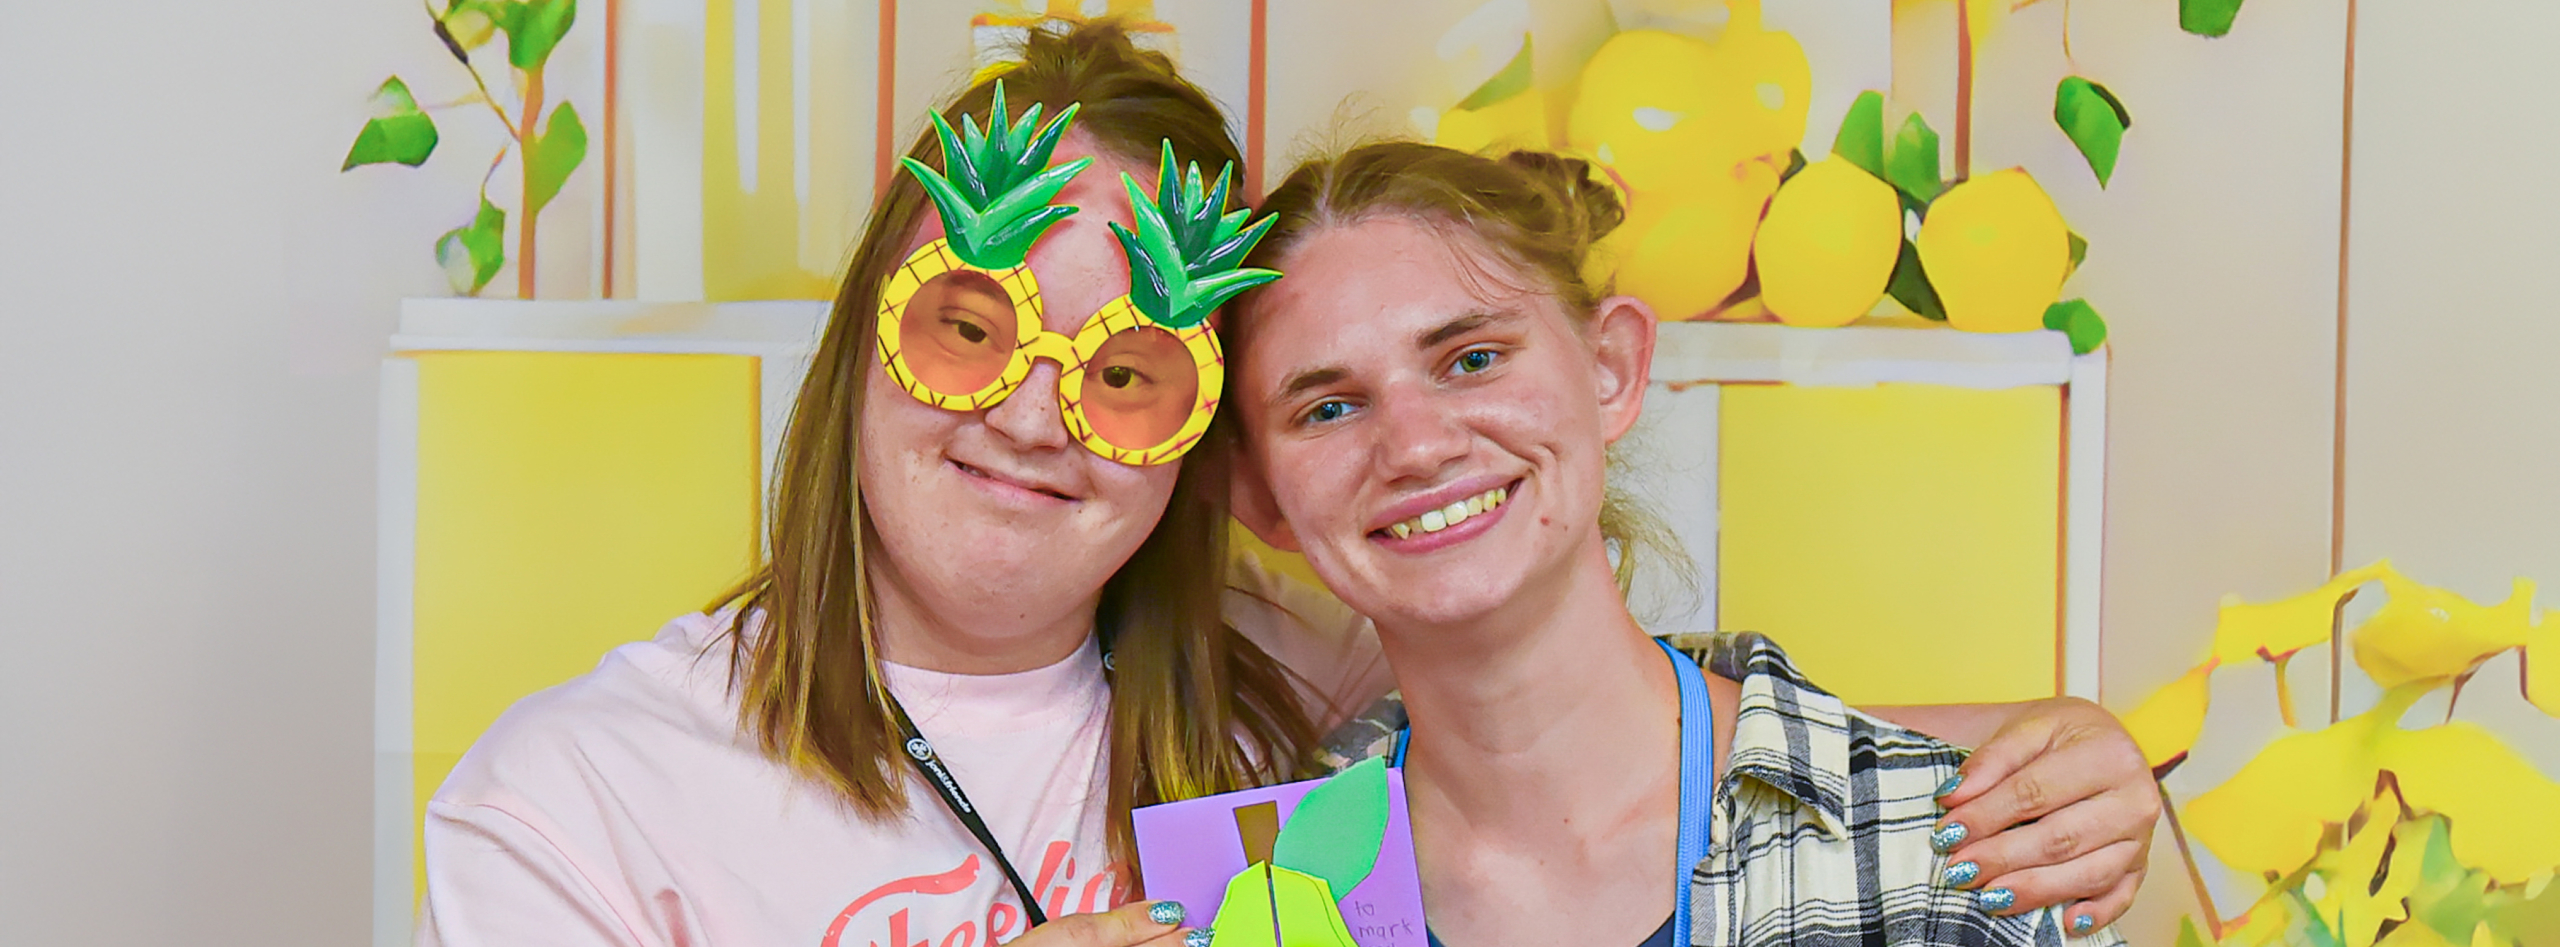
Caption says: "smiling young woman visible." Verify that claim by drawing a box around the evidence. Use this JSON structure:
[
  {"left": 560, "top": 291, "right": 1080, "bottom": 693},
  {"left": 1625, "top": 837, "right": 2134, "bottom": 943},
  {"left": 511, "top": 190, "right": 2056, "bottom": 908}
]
[{"left": 1226, "top": 142, "right": 2156, "bottom": 947}]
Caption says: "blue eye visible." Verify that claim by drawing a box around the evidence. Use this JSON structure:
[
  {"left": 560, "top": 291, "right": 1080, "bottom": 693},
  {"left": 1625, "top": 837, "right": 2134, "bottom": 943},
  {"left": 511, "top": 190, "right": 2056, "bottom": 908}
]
[
  {"left": 1305, "top": 400, "right": 1353, "bottom": 425},
  {"left": 1455, "top": 349, "right": 1498, "bottom": 374}
]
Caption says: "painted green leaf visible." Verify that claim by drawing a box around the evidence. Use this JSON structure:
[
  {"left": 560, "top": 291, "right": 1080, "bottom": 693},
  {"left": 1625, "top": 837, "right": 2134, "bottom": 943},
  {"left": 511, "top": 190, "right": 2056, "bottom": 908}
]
[
  {"left": 523, "top": 100, "right": 587, "bottom": 219},
  {"left": 1884, "top": 112, "right": 1942, "bottom": 203},
  {"left": 343, "top": 77, "right": 440, "bottom": 170},
  {"left": 2068, "top": 232, "right": 2089, "bottom": 272},
  {"left": 1452, "top": 38, "right": 1535, "bottom": 111},
  {"left": 1271, "top": 757, "right": 1389, "bottom": 903},
  {"left": 506, "top": 0, "right": 578, "bottom": 71},
  {"left": 2043, "top": 298, "right": 2107, "bottom": 354},
  {"left": 2054, "top": 77, "right": 2131, "bottom": 187},
  {"left": 435, "top": 199, "right": 507, "bottom": 295},
  {"left": 2180, "top": 0, "right": 2244, "bottom": 37},
  {"left": 1887, "top": 239, "right": 1945, "bottom": 321},
  {"left": 1831, "top": 90, "right": 1886, "bottom": 180}
]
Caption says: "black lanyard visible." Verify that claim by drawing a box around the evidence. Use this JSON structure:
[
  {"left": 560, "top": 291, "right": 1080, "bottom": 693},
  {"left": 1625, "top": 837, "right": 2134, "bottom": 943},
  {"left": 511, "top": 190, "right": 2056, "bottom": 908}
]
[
  {"left": 885, "top": 649, "right": 1113, "bottom": 928},
  {"left": 887, "top": 692, "right": 1053, "bottom": 927}
]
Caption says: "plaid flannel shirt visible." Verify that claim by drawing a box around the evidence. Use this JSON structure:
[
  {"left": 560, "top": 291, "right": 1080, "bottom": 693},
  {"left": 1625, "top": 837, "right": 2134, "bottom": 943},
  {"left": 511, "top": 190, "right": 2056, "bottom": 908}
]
[{"left": 1315, "top": 632, "right": 2126, "bottom": 947}]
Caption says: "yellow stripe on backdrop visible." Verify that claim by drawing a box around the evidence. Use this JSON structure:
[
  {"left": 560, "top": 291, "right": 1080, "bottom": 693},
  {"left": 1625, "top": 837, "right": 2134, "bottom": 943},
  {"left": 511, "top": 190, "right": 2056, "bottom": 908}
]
[
  {"left": 410, "top": 351, "right": 762, "bottom": 899},
  {"left": 1718, "top": 382, "right": 2062, "bottom": 706}
]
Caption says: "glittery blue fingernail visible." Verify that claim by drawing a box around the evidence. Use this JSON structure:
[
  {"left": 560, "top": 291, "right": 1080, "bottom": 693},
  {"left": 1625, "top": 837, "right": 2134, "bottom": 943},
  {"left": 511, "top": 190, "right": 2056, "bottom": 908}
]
[
  {"left": 1930, "top": 822, "right": 1969, "bottom": 853},
  {"left": 1149, "top": 901, "right": 1186, "bottom": 926},
  {"left": 1941, "top": 861, "right": 1980, "bottom": 886},
  {"left": 1934, "top": 773, "right": 1964, "bottom": 798},
  {"left": 1184, "top": 929, "right": 1215, "bottom": 947},
  {"left": 2072, "top": 914, "right": 2096, "bottom": 933},
  {"left": 1977, "top": 887, "right": 2016, "bottom": 912}
]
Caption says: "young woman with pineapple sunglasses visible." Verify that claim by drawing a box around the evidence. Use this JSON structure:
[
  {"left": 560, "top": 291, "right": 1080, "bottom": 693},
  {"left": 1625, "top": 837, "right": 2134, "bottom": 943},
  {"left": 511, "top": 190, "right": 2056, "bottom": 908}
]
[{"left": 418, "top": 23, "right": 2153, "bottom": 947}]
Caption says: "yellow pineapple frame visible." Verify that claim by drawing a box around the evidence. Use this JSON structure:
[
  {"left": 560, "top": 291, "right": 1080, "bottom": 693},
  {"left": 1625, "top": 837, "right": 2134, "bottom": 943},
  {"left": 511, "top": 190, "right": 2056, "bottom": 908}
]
[{"left": 876, "top": 237, "right": 1224, "bottom": 466}]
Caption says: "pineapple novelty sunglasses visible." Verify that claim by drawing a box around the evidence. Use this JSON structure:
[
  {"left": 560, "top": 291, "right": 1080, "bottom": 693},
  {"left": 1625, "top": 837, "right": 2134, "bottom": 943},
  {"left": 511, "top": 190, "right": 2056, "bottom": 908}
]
[{"left": 876, "top": 83, "right": 1282, "bottom": 467}]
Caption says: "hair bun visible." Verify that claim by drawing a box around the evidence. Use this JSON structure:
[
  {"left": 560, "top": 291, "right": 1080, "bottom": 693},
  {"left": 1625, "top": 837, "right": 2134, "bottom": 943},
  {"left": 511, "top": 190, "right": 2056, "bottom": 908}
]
[{"left": 1495, "top": 150, "right": 1625, "bottom": 245}]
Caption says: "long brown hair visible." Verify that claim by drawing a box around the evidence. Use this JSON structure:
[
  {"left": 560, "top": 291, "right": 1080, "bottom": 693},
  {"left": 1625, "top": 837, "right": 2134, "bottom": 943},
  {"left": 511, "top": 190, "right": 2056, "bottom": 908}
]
[
  {"left": 1239, "top": 142, "right": 1695, "bottom": 599},
  {"left": 716, "top": 22, "right": 1316, "bottom": 861}
]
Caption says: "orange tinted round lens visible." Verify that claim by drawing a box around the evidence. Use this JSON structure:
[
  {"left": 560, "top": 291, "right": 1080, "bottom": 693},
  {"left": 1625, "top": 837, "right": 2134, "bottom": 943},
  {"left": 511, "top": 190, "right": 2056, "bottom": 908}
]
[
  {"left": 1080, "top": 326, "right": 1201, "bottom": 451},
  {"left": 898, "top": 270, "right": 1020, "bottom": 395}
]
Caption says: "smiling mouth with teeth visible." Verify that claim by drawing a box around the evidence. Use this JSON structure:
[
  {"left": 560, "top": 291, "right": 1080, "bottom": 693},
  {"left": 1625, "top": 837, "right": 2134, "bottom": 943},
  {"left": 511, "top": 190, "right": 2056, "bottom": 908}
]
[{"left": 1383, "top": 484, "right": 1510, "bottom": 540}]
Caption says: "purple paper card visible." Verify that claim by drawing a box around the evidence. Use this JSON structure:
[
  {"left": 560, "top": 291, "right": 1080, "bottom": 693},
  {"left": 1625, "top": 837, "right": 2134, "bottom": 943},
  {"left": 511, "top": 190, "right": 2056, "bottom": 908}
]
[{"left": 1133, "top": 767, "right": 1427, "bottom": 947}]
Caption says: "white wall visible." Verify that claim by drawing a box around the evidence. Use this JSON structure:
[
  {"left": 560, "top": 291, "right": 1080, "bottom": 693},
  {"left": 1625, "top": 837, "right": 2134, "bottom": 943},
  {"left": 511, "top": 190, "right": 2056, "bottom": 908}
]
[{"left": 0, "top": 1, "right": 447, "bottom": 942}]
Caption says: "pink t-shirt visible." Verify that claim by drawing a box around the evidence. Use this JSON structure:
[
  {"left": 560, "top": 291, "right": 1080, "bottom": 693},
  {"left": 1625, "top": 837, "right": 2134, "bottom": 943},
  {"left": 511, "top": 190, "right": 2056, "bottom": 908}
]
[{"left": 418, "top": 559, "right": 1386, "bottom": 947}]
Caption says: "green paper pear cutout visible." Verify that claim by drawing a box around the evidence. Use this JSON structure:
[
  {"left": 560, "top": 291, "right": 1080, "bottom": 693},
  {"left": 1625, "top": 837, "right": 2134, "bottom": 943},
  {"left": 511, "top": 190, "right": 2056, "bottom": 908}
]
[
  {"left": 1270, "top": 757, "right": 1390, "bottom": 903},
  {"left": 1207, "top": 864, "right": 1362, "bottom": 947}
]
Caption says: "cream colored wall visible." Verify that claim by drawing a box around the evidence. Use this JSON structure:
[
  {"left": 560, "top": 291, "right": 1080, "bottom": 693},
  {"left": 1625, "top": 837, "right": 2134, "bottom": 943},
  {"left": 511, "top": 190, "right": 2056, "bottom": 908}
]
[
  {"left": 2340, "top": 0, "right": 2560, "bottom": 779},
  {"left": 0, "top": 0, "right": 439, "bottom": 943}
]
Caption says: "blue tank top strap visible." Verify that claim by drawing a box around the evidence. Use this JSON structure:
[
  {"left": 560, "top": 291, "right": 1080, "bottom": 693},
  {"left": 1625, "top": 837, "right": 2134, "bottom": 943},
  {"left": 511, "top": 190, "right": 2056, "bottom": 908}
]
[{"left": 1389, "top": 639, "right": 1716, "bottom": 947}]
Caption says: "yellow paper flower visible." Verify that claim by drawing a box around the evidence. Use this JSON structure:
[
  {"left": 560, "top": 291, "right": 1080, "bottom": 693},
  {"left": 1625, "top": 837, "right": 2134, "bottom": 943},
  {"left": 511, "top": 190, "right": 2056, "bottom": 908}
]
[
  {"left": 2352, "top": 574, "right": 2537, "bottom": 690},
  {"left": 2120, "top": 658, "right": 2216, "bottom": 774},
  {"left": 2380, "top": 723, "right": 2560, "bottom": 884}
]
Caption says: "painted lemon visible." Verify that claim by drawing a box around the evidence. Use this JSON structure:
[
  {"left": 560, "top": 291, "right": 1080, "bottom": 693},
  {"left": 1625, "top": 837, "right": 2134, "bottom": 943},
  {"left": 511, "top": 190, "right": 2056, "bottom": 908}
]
[
  {"left": 1606, "top": 163, "right": 1779, "bottom": 320},
  {"left": 1569, "top": 31, "right": 1729, "bottom": 197},
  {"left": 1754, "top": 158, "right": 1901, "bottom": 328},
  {"left": 1914, "top": 168, "right": 2071, "bottom": 333}
]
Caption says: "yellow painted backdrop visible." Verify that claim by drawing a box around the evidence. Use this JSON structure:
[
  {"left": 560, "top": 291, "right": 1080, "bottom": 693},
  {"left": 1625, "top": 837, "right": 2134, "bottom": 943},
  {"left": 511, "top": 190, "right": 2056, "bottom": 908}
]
[
  {"left": 409, "top": 351, "right": 763, "bottom": 893},
  {"left": 1719, "top": 383, "right": 2063, "bottom": 705}
]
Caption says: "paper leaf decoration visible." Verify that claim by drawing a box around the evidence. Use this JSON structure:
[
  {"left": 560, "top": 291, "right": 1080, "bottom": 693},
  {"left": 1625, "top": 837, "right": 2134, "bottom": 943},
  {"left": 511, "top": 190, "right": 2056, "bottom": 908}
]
[
  {"left": 524, "top": 101, "right": 587, "bottom": 219},
  {"left": 2527, "top": 616, "right": 2560, "bottom": 717},
  {"left": 434, "top": 199, "right": 507, "bottom": 295},
  {"left": 2119, "top": 658, "right": 2215, "bottom": 776},
  {"left": 2180, "top": 0, "right": 2245, "bottom": 38},
  {"left": 2041, "top": 298, "right": 2107, "bottom": 355},
  {"left": 1884, "top": 111, "right": 1942, "bottom": 204},
  {"left": 1271, "top": 757, "right": 1389, "bottom": 903},
  {"left": 1830, "top": 90, "right": 1886, "bottom": 180},
  {"left": 2180, "top": 686, "right": 2420, "bottom": 877},
  {"left": 2053, "top": 77, "right": 2130, "bottom": 187},
  {"left": 1887, "top": 239, "right": 1944, "bottom": 321},
  {"left": 344, "top": 77, "right": 440, "bottom": 170},
  {"left": 505, "top": 0, "right": 579, "bottom": 70},
  {"left": 2067, "top": 232, "right": 2088, "bottom": 275},
  {"left": 2352, "top": 575, "right": 2537, "bottom": 690},
  {"left": 2380, "top": 724, "right": 2560, "bottom": 884}
]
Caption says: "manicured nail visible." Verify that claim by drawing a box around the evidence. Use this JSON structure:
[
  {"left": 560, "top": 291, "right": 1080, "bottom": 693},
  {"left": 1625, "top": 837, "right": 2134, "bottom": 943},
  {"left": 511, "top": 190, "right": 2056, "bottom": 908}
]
[
  {"left": 1930, "top": 822, "right": 1969, "bottom": 853},
  {"left": 2072, "top": 914, "right": 2096, "bottom": 933},
  {"left": 1977, "top": 887, "right": 2016, "bottom": 912},
  {"left": 1934, "top": 773, "right": 1964, "bottom": 799},
  {"left": 1149, "top": 901, "right": 1186, "bottom": 926},
  {"left": 1184, "top": 929, "right": 1215, "bottom": 947},
  {"left": 1941, "top": 861, "right": 1980, "bottom": 886}
]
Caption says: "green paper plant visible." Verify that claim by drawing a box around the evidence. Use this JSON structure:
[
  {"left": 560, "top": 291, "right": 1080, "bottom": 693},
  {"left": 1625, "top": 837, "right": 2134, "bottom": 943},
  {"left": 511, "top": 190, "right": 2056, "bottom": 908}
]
[
  {"left": 343, "top": 0, "right": 587, "bottom": 298},
  {"left": 1109, "top": 142, "right": 1283, "bottom": 330}
]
